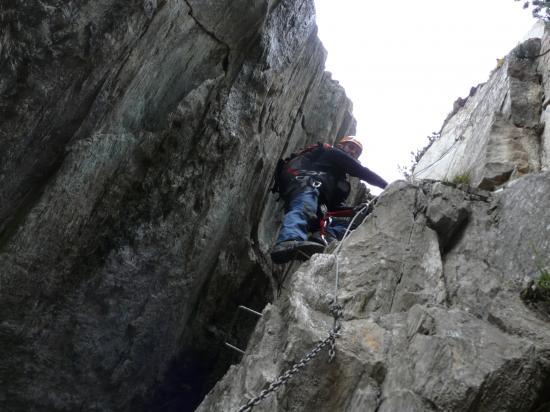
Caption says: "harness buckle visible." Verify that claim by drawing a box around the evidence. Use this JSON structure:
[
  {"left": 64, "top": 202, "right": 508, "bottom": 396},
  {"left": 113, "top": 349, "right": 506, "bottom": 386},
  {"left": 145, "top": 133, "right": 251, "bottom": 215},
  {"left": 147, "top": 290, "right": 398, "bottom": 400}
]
[{"left": 311, "top": 180, "right": 322, "bottom": 189}]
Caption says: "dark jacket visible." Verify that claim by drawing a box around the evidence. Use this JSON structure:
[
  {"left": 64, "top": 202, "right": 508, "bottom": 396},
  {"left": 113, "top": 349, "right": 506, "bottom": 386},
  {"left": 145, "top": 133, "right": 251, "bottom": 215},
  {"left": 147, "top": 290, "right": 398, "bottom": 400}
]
[{"left": 281, "top": 143, "right": 388, "bottom": 209}]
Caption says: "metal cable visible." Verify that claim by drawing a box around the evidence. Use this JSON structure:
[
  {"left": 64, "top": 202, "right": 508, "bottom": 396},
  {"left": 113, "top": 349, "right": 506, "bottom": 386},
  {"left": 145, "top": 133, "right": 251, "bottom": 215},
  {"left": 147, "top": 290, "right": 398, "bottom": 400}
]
[
  {"left": 235, "top": 203, "right": 370, "bottom": 411},
  {"left": 331, "top": 203, "right": 370, "bottom": 302},
  {"left": 411, "top": 138, "right": 460, "bottom": 178}
]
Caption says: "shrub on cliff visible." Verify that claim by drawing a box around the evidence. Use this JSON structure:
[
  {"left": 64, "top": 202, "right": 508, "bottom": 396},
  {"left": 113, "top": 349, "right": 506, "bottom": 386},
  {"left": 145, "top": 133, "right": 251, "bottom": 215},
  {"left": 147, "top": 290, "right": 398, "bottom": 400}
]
[{"left": 516, "top": 0, "right": 550, "bottom": 20}]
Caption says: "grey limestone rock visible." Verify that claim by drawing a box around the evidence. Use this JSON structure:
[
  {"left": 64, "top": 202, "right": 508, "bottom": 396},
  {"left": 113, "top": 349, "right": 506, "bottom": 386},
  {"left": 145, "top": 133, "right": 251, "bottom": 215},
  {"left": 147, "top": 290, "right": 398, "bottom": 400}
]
[
  {"left": 199, "top": 176, "right": 550, "bottom": 412},
  {"left": 3, "top": 1, "right": 550, "bottom": 412},
  {"left": 424, "top": 182, "right": 470, "bottom": 251},
  {"left": 0, "top": 0, "right": 354, "bottom": 410},
  {"left": 414, "top": 30, "right": 547, "bottom": 188}
]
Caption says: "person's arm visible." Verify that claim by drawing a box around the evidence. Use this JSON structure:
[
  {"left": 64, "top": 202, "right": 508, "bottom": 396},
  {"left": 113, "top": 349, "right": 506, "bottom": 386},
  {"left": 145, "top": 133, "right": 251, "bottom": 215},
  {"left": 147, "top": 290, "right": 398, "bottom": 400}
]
[
  {"left": 358, "top": 166, "right": 388, "bottom": 189},
  {"left": 327, "top": 148, "right": 388, "bottom": 189}
]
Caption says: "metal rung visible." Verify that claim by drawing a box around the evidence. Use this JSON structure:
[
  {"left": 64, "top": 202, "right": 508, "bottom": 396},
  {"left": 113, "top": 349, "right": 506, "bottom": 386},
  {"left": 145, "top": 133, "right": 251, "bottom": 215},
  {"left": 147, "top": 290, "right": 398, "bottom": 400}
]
[
  {"left": 238, "top": 305, "right": 263, "bottom": 317},
  {"left": 225, "top": 342, "right": 245, "bottom": 355}
]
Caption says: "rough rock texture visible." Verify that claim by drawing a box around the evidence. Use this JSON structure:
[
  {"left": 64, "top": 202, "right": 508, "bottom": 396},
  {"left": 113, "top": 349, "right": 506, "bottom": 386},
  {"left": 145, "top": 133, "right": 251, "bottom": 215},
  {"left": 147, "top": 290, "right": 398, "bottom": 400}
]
[
  {"left": 537, "top": 22, "right": 550, "bottom": 171},
  {"left": 0, "top": 1, "right": 355, "bottom": 410},
  {"left": 414, "top": 24, "right": 549, "bottom": 189},
  {"left": 199, "top": 176, "right": 550, "bottom": 412},
  {"left": 4, "top": 2, "right": 550, "bottom": 412}
]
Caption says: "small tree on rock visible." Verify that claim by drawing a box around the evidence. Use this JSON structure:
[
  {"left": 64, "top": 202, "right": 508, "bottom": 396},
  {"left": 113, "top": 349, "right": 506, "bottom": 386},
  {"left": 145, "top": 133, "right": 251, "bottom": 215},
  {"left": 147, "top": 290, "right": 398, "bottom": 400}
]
[{"left": 516, "top": 0, "right": 550, "bottom": 20}]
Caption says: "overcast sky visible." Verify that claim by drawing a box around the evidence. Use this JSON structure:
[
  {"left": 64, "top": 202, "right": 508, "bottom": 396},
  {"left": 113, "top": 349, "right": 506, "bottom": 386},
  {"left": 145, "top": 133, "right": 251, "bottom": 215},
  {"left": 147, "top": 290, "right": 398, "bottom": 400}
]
[{"left": 314, "top": 0, "right": 538, "bottom": 192}]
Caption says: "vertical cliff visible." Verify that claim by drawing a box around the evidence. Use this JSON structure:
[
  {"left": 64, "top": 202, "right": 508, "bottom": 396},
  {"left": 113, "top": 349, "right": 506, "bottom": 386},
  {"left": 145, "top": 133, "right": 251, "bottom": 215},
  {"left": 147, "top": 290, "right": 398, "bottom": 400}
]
[
  {"left": 3, "top": 3, "right": 549, "bottom": 412},
  {"left": 413, "top": 22, "right": 549, "bottom": 189},
  {"left": 197, "top": 21, "right": 550, "bottom": 412},
  {"left": 0, "top": 1, "right": 354, "bottom": 410},
  {"left": 199, "top": 176, "right": 550, "bottom": 411}
]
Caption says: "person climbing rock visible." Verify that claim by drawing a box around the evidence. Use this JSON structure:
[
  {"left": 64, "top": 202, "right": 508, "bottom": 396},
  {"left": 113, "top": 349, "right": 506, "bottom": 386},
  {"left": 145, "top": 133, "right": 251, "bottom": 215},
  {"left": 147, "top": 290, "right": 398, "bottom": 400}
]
[{"left": 270, "top": 136, "right": 388, "bottom": 264}]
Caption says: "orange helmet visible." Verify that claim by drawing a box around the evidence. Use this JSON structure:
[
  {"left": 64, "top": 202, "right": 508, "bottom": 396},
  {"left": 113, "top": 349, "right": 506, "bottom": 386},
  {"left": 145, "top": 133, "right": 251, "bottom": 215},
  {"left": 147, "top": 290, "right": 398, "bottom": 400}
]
[{"left": 338, "top": 136, "right": 363, "bottom": 157}]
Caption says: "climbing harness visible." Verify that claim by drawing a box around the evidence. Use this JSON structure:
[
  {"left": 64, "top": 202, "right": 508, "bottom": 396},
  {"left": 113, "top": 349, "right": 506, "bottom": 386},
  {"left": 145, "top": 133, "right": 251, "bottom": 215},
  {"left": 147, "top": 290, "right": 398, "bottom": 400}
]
[
  {"left": 271, "top": 142, "right": 331, "bottom": 196},
  {"left": 236, "top": 202, "right": 371, "bottom": 412},
  {"left": 318, "top": 206, "right": 355, "bottom": 243}
]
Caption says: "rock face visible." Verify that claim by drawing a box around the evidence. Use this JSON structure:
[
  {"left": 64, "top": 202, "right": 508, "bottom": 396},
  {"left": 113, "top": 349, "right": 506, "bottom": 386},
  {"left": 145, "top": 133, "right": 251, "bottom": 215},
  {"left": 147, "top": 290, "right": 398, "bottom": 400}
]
[
  {"left": 193, "top": 19, "right": 550, "bottom": 407},
  {"left": 199, "top": 176, "right": 550, "bottom": 412},
  {"left": 0, "top": 1, "right": 355, "bottom": 410},
  {"left": 3, "top": 2, "right": 550, "bottom": 412},
  {"left": 414, "top": 23, "right": 550, "bottom": 189}
]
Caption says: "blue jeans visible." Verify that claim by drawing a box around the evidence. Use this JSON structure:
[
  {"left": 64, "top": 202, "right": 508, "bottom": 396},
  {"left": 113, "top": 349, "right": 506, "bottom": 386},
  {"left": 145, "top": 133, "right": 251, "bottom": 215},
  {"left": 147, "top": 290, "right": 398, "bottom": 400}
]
[
  {"left": 276, "top": 187, "right": 319, "bottom": 243},
  {"left": 325, "top": 220, "right": 348, "bottom": 240}
]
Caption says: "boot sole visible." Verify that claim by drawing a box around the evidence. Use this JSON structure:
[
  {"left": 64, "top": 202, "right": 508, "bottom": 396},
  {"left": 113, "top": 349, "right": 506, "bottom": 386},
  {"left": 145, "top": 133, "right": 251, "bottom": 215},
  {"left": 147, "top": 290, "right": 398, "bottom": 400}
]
[{"left": 270, "top": 241, "right": 325, "bottom": 264}]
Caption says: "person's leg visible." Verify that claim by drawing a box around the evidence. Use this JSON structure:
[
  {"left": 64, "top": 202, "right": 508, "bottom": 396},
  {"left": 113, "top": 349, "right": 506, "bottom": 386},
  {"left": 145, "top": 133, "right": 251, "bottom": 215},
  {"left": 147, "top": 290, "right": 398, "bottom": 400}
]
[
  {"left": 325, "top": 219, "right": 349, "bottom": 241},
  {"left": 271, "top": 186, "right": 325, "bottom": 264},
  {"left": 276, "top": 187, "right": 319, "bottom": 243}
]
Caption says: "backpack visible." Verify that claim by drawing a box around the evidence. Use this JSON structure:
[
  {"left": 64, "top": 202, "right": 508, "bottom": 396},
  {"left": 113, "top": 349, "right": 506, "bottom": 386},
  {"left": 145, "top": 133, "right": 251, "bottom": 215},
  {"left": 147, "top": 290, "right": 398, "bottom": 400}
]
[{"left": 270, "top": 142, "right": 331, "bottom": 195}]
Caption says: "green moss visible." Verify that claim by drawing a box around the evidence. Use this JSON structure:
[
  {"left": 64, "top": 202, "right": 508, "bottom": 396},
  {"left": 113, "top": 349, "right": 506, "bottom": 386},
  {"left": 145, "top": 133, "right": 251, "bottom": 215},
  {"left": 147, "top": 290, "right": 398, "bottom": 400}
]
[
  {"left": 537, "top": 270, "right": 550, "bottom": 290},
  {"left": 451, "top": 172, "right": 471, "bottom": 185},
  {"left": 523, "top": 244, "right": 550, "bottom": 304},
  {"left": 532, "top": 243, "right": 550, "bottom": 289}
]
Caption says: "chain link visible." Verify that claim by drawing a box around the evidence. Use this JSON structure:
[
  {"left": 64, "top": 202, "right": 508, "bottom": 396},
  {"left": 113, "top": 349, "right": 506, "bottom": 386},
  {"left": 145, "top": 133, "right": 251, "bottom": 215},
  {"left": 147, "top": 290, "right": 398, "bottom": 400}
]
[
  {"left": 328, "top": 301, "right": 343, "bottom": 321},
  {"left": 327, "top": 301, "right": 343, "bottom": 362},
  {"left": 237, "top": 325, "right": 341, "bottom": 412},
  {"left": 236, "top": 202, "right": 369, "bottom": 411}
]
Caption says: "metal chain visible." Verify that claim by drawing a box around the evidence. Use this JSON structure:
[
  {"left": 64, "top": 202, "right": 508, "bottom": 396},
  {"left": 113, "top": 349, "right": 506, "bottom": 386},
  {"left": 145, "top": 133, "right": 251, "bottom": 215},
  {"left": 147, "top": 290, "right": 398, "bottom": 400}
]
[
  {"left": 236, "top": 325, "right": 341, "bottom": 412},
  {"left": 236, "top": 203, "right": 371, "bottom": 412}
]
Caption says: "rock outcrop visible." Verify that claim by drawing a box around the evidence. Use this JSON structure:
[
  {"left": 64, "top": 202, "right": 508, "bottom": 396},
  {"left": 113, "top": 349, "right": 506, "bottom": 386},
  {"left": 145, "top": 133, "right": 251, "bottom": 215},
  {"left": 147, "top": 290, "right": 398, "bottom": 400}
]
[
  {"left": 199, "top": 176, "right": 550, "bottom": 412},
  {"left": 0, "top": 1, "right": 354, "bottom": 410},
  {"left": 414, "top": 22, "right": 550, "bottom": 189},
  {"left": 197, "top": 20, "right": 550, "bottom": 412},
  {"left": 3, "top": 2, "right": 550, "bottom": 412}
]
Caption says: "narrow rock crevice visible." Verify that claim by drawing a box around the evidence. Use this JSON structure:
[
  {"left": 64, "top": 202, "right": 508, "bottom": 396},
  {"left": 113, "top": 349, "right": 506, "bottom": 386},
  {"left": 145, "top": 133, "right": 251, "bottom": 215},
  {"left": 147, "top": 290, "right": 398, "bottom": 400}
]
[
  {"left": 439, "top": 214, "right": 469, "bottom": 256},
  {"left": 146, "top": 257, "right": 271, "bottom": 411},
  {"left": 156, "top": 291, "right": 259, "bottom": 406}
]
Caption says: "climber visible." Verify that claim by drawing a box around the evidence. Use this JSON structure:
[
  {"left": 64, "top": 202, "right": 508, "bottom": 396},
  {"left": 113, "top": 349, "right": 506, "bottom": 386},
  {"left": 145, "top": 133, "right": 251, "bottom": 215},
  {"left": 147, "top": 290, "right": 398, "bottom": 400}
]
[{"left": 270, "top": 136, "right": 388, "bottom": 264}]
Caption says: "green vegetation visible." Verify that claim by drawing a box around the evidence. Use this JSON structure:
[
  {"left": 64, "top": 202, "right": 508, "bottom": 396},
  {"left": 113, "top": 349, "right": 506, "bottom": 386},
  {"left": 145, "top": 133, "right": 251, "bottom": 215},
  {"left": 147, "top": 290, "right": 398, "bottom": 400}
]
[
  {"left": 534, "top": 249, "right": 550, "bottom": 290},
  {"left": 515, "top": 0, "right": 550, "bottom": 20},
  {"left": 538, "top": 272, "right": 550, "bottom": 290},
  {"left": 522, "top": 244, "right": 550, "bottom": 304},
  {"left": 398, "top": 131, "right": 441, "bottom": 180},
  {"left": 451, "top": 172, "right": 471, "bottom": 185},
  {"left": 440, "top": 171, "right": 471, "bottom": 186}
]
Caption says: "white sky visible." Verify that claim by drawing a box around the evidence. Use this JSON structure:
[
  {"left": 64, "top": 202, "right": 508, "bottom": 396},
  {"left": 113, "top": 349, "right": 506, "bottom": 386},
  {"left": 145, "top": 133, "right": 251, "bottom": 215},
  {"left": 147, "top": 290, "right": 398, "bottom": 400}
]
[{"left": 314, "top": 0, "right": 537, "bottom": 192}]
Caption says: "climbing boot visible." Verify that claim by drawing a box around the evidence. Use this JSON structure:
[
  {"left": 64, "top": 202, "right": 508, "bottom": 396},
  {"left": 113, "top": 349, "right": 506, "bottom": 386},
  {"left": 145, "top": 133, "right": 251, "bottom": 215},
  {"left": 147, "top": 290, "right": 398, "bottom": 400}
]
[
  {"left": 293, "top": 240, "right": 326, "bottom": 260},
  {"left": 308, "top": 231, "right": 327, "bottom": 246},
  {"left": 308, "top": 231, "right": 337, "bottom": 246},
  {"left": 270, "top": 240, "right": 325, "bottom": 264}
]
